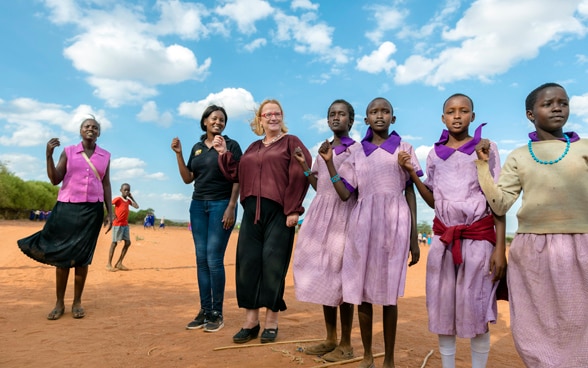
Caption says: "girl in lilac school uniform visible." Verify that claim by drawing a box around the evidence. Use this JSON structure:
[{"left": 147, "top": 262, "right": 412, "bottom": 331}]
[
  {"left": 476, "top": 83, "right": 588, "bottom": 367},
  {"left": 293, "top": 99, "right": 360, "bottom": 362},
  {"left": 399, "top": 93, "right": 506, "bottom": 368},
  {"left": 319, "top": 97, "right": 420, "bottom": 368}
]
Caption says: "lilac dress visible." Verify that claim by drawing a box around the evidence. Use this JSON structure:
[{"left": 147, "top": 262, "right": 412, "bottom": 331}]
[
  {"left": 340, "top": 129, "right": 422, "bottom": 306},
  {"left": 424, "top": 124, "right": 501, "bottom": 338},
  {"left": 294, "top": 138, "right": 359, "bottom": 307}
]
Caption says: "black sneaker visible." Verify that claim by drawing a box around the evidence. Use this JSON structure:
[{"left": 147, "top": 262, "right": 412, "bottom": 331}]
[
  {"left": 204, "top": 311, "right": 224, "bottom": 332},
  {"left": 186, "top": 309, "right": 207, "bottom": 330}
]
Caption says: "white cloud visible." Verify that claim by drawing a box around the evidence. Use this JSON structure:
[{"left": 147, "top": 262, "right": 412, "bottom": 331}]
[
  {"left": 274, "top": 11, "right": 349, "bottom": 64},
  {"left": 244, "top": 38, "right": 267, "bottom": 52},
  {"left": 571, "top": 93, "right": 588, "bottom": 123},
  {"left": 215, "top": 0, "right": 273, "bottom": 34},
  {"left": 356, "top": 41, "right": 397, "bottom": 74},
  {"left": 364, "top": 5, "right": 408, "bottom": 44},
  {"left": 88, "top": 78, "right": 159, "bottom": 108},
  {"left": 137, "top": 101, "right": 174, "bottom": 127},
  {"left": 0, "top": 98, "right": 110, "bottom": 146},
  {"left": 0, "top": 153, "right": 46, "bottom": 180},
  {"left": 110, "top": 157, "right": 166, "bottom": 181},
  {"left": 153, "top": 0, "right": 210, "bottom": 40},
  {"left": 178, "top": 87, "right": 256, "bottom": 121},
  {"left": 291, "top": 0, "right": 319, "bottom": 11},
  {"left": 394, "top": 0, "right": 587, "bottom": 86}
]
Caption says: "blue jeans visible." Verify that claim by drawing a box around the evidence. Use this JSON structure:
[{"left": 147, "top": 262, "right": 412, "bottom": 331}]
[{"left": 189, "top": 199, "right": 235, "bottom": 315}]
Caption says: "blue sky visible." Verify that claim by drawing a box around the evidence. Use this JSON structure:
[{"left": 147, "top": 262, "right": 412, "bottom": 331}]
[{"left": 1, "top": 0, "right": 588, "bottom": 233}]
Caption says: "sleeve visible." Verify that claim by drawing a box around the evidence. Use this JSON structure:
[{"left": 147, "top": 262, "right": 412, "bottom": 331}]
[
  {"left": 475, "top": 152, "right": 521, "bottom": 216},
  {"left": 488, "top": 140, "right": 501, "bottom": 183},
  {"left": 422, "top": 150, "right": 435, "bottom": 192},
  {"left": 338, "top": 153, "right": 357, "bottom": 192},
  {"left": 283, "top": 136, "right": 312, "bottom": 216},
  {"left": 226, "top": 137, "right": 243, "bottom": 162}
]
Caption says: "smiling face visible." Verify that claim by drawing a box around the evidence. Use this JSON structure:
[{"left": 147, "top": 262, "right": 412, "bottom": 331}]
[
  {"left": 364, "top": 98, "right": 395, "bottom": 133},
  {"left": 204, "top": 110, "right": 226, "bottom": 136},
  {"left": 441, "top": 95, "right": 475, "bottom": 136},
  {"left": 259, "top": 102, "right": 283, "bottom": 136},
  {"left": 80, "top": 119, "right": 100, "bottom": 141},
  {"left": 527, "top": 86, "right": 569, "bottom": 137}
]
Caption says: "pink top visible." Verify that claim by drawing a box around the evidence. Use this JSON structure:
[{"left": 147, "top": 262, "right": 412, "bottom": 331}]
[{"left": 57, "top": 142, "right": 110, "bottom": 203}]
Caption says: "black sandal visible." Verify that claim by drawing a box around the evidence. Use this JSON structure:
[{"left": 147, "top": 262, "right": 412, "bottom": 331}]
[
  {"left": 233, "top": 323, "right": 260, "bottom": 343},
  {"left": 260, "top": 327, "right": 278, "bottom": 343}
]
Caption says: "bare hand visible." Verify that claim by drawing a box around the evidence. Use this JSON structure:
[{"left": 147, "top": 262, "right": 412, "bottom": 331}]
[
  {"left": 318, "top": 140, "right": 332, "bottom": 162},
  {"left": 213, "top": 135, "right": 227, "bottom": 154},
  {"left": 489, "top": 248, "right": 507, "bottom": 282},
  {"left": 293, "top": 146, "right": 306, "bottom": 164},
  {"left": 222, "top": 206, "right": 236, "bottom": 230},
  {"left": 475, "top": 139, "right": 491, "bottom": 161},
  {"left": 286, "top": 213, "right": 299, "bottom": 228},
  {"left": 408, "top": 239, "right": 420, "bottom": 267},
  {"left": 171, "top": 137, "right": 182, "bottom": 154},
  {"left": 46, "top": 138, "right": 60, "bottom": 157},
  {"left": 103, "top": 216, "right": 113, "bottom": 234},
  {"left": 398, "top": 151, "right": 414, "bottom": 173}
]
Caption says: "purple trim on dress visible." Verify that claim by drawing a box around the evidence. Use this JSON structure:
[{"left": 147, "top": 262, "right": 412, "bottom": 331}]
[
  {"left": 361, "top": 127, "right": 401, "bottom": 156},
  {"left": 528, "top": 131, "right": 579, "bottom": 142},
  {"left": 434, "top": 123, "right": 486, "bottom": 160},
  {"left": 341, "top": 177, "right": 355, "bottom": 193},
  {"left": 333, "top": 136, "right": 356, "bottom": 155}
]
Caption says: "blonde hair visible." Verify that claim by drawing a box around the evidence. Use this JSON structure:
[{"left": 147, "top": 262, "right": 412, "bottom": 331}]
[{"left": 249, "top": 99, "right": 289, "bottom": 136}]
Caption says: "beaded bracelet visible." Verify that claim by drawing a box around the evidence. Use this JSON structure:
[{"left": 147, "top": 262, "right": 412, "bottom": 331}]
[
  {"left": 330, "top": 174, "right": 341, "bottom": 183},
  {"left": 304, "top": 169, "right": 312, "bottom": 177}
]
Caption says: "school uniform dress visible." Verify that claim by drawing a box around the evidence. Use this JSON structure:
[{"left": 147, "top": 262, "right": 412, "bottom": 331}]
[
  {"left": 17, "top": 142, "right": 110, "bottom": 268},
  {"left": 476, "top": 132, "right": 588, "bottom": 368},
  {"left": 219, "top": 134, "right": 311, "bottom": 312},
  {"left": 293, "top": 137, "right": 359, "bottom": 307},
  {"left": 424, "top": 124, "right": 501, "bottom": 338},
  {"left": 339, "top": 128, "right": 422, "bottom": 306}
]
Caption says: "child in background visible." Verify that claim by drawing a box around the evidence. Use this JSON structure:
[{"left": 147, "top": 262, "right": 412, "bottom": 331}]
[
  {"left": 107, "top": 183, "right": 139, "bottom": 271},
  {"left": 293, "top": 99, "right": 359, "bottom": 362},
  {"left": 475, "top": 83, "right": 588, "bottom": 367},
  {"left": 399, "top": 93, "right": 506, "bottom": 368},
  {"left": 320, "top": 97, "right": 420, "bottom": 368}
]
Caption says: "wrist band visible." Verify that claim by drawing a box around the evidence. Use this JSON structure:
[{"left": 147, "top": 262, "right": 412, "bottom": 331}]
[
  {"left": 330, "top": 174, "right": 341, "bottom": 183},
  {"left": 304, "top": 169, "right": 312, "bottom": 177}
]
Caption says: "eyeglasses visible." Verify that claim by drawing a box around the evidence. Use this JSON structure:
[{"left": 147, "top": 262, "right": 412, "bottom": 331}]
[{"left": 261, "top": 112, "right": 283, "bottom": 119}]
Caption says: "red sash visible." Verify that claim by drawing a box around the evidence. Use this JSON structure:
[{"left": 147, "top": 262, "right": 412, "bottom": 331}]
[{"left": 432, "top": 214, "right": 496, "bottom": 264}]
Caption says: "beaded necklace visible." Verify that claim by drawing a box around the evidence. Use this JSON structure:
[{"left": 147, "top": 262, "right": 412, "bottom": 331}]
[
  {"left": 527, "top": 133, "right": 570, "bottom": 165},
  {"left": 263, "top": 133, "right": 283, "bottom": 146}
]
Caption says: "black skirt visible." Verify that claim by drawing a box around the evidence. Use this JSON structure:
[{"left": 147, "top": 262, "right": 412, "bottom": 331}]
[{"left": 17, "top": 201, "right": 104, "bottom": 268}]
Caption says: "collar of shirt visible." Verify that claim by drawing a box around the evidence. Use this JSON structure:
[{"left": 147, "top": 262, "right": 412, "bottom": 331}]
[
  {"left": 333, "top": 136, "right": 356, "bottom": 155},
  {"left": 528, "top": 131, "right": 580, "bottom": 142},
  {"left": 361, "top": 128, "right": 401, "bottom": 156},
  {"left": 434, "top": 123, "right": 486, "bottom": 160}
]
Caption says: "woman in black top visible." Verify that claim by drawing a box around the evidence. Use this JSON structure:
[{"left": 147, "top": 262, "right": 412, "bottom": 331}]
[{"left": 171, "top": 105, "right": 242, "bottom": 333}]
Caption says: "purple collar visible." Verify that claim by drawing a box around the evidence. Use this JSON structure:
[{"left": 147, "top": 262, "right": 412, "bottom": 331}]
[
  {"left": 361, "top": 128, "right": 401, "bottom": 156},
  {"left": 528, "top": 131, "right": 580, "bottom": 142},
  {"left": 333, "top": 136, "right": 356, "bottom": 155},
  {"left": 434, "top": 123, "right": 486, "bottom": 160}
]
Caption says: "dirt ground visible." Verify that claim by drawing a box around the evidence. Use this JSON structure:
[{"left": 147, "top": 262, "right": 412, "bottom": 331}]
[{"left": 0, "top": 220, "right": 524, "bottom": 368}]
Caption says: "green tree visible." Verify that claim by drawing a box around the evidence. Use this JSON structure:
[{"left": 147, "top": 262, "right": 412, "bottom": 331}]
[{"left": 417, "top": 220, "right": 432, "bottom": 235}]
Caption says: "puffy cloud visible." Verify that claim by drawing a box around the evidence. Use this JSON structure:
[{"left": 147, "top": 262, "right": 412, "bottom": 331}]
[
  {"left": 178, "top": 87, "right": 256, "bottom": 120},
  {"left": 356, "top": 42, "right": 397, "bottom": 74},
  {"left": 137, "top": 101, "right": 174, "bottom": 127},
  {"left": 215, "top": 0, "right": 273, "bottom": 34}
]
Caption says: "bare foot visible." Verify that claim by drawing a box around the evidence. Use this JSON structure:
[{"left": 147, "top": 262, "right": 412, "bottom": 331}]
[
  {"left": 106, "top": 265, "right": 117, "bottom": 272},
  {"left": 115, "top": 264, "right": 130, "bottom": 271}
]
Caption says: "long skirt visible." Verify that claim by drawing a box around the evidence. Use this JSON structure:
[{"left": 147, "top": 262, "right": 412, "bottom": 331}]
[
  {"left": 17, "top": 201, "right": 104, "bottom": 268},
  {"left": 509, "top": 233, "right": 588, "bottom": 367},
  {"left": 236, "top": 197, "right": 295, "bottom": 312}
]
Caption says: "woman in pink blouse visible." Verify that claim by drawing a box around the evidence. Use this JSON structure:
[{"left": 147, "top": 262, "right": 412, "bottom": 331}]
[
  {"left": 214, "top": 99, "right": 311, "bottom": 344},
  {"left": 18, "top": 116, "right": 113, "bottom": 320}
]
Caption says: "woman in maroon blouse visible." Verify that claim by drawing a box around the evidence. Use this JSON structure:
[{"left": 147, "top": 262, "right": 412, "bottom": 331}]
[{"left": 214, "top": 99, "right": 311, "bottom": 344}]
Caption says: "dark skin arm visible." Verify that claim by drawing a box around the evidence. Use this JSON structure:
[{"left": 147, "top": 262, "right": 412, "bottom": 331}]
[
  {"left": 405, "top": 183, "right": 420, "bottom": 266},
  {"left": 318, "top": 140, "right": 352, "bottom": 201},
  {"left": 46, "top": 138, "right": 66, "bottom": 185},
  {"left": 222, "top": 183, "right": 240, "bottom": 230},
  {"left": 294, "top": 146, "right": 317, "bottom": 191},
  {"left": 398, "top": 151, "right": 434, "bottom": 208},
  {"left": 491, "top": 214, "right": 507, "bottom": 282},
  {"left": 102, "top": 163, "right": 113, "bottom": 234},
  {"left": 171, "top": 137, "right": 195, "bottom": 184}
]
